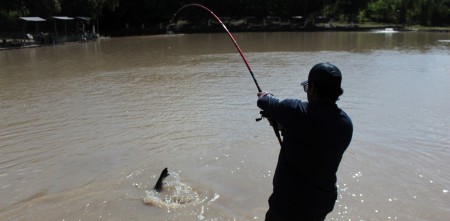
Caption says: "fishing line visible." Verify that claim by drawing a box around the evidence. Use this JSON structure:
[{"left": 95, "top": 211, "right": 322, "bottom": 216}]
[{"left": 167, "top": 4, "right": 283, "bottom": 146}]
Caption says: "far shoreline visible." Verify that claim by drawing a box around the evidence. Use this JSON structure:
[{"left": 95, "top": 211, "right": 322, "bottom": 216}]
[{"left": 1, "top": 22, "right": 449, "bottom": 51}]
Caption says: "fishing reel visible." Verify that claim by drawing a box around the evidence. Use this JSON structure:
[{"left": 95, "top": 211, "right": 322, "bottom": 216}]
[
  {"left": 255, "top": 111, "right": 283, "bottom": 145},
  {"left": 255, "top": 111, "right": 267, "bottom": 122}
]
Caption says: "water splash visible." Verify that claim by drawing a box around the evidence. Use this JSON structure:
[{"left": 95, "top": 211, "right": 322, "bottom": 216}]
[{"left": 143, "top": 171, "right": 218, "bottom": 209}]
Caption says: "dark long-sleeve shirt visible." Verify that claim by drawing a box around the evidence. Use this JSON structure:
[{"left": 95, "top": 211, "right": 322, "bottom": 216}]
[{"left": 257, "top": 95, "right": 353, "bottom": 220}]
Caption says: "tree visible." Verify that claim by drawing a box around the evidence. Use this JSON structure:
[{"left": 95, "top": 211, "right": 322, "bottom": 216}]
[
  {"left": 365, "top": 0, "right": 398, "bottom": 23},
  {"left": 60, "top": 0, "right": 118, "bottom": 18},
  {"left": 23, "top": 0, "right": 61, "bottom": 17}
]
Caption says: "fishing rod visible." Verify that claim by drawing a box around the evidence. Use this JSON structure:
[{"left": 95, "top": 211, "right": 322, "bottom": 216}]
[{"left": 167, "top": 4, "right": 283, "bottom": 146}]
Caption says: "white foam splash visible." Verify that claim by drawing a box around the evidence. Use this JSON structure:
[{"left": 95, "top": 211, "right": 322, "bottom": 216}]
[
  {"left": 143, "top": 171, "right": 218, "bottom": 209},
  {"left": 372, "top": 28, "right": 398, "bottom": 33},
  {"left": 197, "top": 206, "right": 205, "bottom": 220},
  {"left": 209, "top": 193, "right": 220, "bottom": 203}
]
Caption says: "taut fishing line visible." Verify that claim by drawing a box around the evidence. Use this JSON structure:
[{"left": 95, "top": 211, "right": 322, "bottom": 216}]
[{"left": 167, "top": 4, "right": 283, "bottom": 146}]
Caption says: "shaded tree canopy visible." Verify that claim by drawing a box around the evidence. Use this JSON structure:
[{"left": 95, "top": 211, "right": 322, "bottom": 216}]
[{"left": 1, "top": 0, "right": 449, "bottom": 31}]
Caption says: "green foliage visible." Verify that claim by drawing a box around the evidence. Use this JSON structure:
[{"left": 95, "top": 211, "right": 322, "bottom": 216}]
[
  {"left": 60, "top": 0, "right": 108, "bottom": 18},
  {"left": 366, "top": 0, "right": 397, "bottom": 22},
  {"left": 0, "top": 0, "right": 449, "bottom": 27},
  {"left": 363, "top": 0, "right": 450, "bottom": 25},
  {"left": 323, "top": 0, "right": 368, "bottom": 21}
]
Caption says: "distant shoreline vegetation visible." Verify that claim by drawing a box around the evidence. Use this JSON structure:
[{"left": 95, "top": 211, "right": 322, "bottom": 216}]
[
  {"left": 1, "top": 0, "right": 449, "bottom": 39},
  {"left": 1, "top": 18, "right": 448, "bottom": 51},
  {"left": 107, "top": 18, "right": 450, "bottom": 37}
]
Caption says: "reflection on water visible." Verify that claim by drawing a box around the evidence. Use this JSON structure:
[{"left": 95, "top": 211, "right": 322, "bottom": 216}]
[{"left": 1, "top": 32, "right": 449, "bottom": 221}]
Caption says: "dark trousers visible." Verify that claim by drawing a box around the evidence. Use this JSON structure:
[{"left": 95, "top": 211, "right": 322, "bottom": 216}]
[{"left": 265, "top": 209, "right": 326, "bottom": 221}]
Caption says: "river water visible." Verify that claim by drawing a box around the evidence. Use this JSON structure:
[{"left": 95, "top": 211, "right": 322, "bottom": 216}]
[{"left": 1, "top": 31, "right": 449, "bottom": 221}]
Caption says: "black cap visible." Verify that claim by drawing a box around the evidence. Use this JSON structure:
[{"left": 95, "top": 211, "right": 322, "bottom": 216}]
[{"left": 301, "top": 62, "right": 342, "bottom": 88}]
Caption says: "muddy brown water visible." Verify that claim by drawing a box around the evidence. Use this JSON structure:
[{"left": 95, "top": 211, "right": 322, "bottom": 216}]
[{"left": 1, "top": 31, "right": 449, "bottom": 220}]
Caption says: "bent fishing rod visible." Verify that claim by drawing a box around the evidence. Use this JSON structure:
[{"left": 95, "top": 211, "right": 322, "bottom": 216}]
[{"left": 167, "top": 4, "right": 283, "bottom": 146}]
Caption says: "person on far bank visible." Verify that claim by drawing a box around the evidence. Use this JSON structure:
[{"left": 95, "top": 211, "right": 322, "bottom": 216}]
[{"left": 257, "top": 62, "right": 353, "bottom": 221}]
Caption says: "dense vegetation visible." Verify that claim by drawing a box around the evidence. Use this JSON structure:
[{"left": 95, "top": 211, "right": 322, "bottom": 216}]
[{"left": 1, "top": 0, "right": 449, "bottom": 35}]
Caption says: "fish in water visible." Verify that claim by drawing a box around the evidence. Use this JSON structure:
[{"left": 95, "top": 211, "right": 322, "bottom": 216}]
[
  {"left": 153, "top": 167, "right": 169, "bottom": 192},
  {"left": 144, "top": 168, "right": 205, "bottom": 208}
]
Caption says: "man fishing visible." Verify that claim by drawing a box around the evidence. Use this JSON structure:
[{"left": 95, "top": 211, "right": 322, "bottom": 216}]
[{"left": 257, "top": 62, "right": 353, "bottom": 221}]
